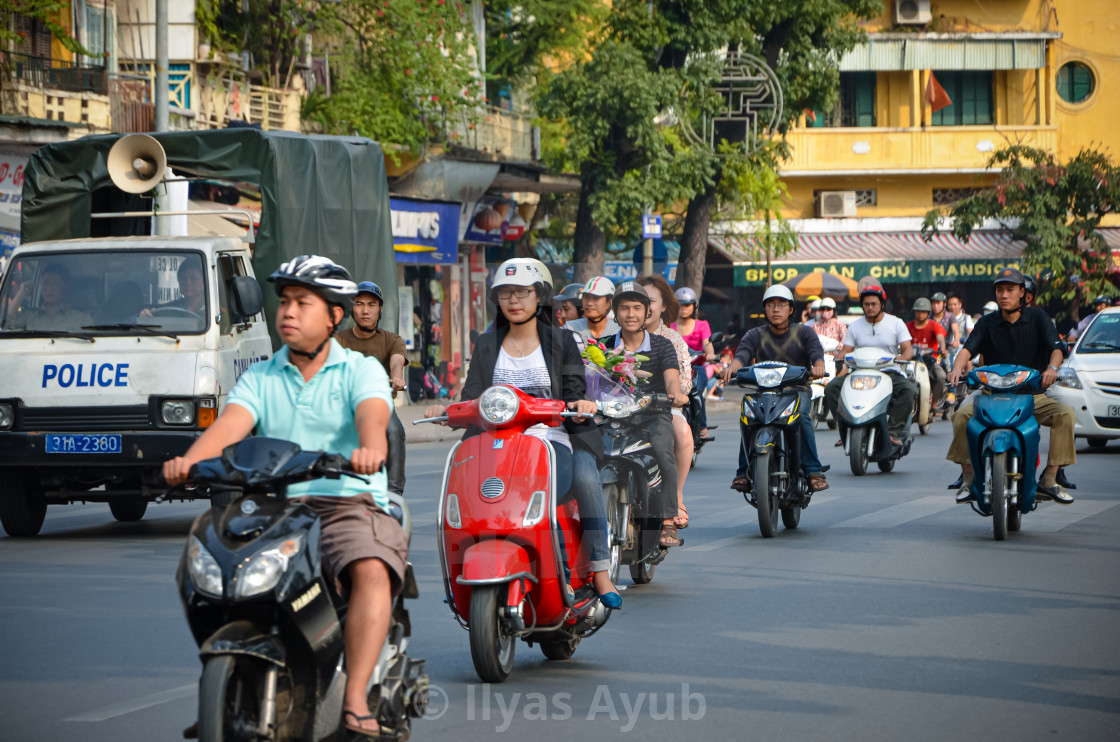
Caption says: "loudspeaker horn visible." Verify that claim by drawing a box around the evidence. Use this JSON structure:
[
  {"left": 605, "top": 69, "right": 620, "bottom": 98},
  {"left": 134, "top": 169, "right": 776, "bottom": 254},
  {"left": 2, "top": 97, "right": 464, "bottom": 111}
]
[{"left": 107, "top": 134, "right": 167, "bottom": 194}]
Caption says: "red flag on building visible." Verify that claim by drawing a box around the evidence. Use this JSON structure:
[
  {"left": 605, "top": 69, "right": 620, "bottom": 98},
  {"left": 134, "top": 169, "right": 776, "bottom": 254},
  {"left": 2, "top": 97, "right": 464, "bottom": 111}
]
[{"left": 926, "top": 72, "right": 952, "bottom": 113}]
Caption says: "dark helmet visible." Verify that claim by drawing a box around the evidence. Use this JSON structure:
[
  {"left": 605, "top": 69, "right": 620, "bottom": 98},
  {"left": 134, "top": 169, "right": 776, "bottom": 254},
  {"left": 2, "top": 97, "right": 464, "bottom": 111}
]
[
  {"left": 268, "top": 255, "right": 358, "bottom": 308},
  {"left": 859, "top": 283, "right": 887, "bottom": 304},
  {"left": 1023, "top": 275, "right": 1037, "bottom": 296},
  {"left": 1093, "top": 294, "right": 1111, "bottom": 305},
  {"left": 931, "top": 291, "right": 947, "bottom": 303},
  {"left": 612, "top": 281, "right": 650, "bottom": 313},
  {"left": 554, "top": 282, "right": 584, "bottom": 304},
  {"left": 356, "top": 281, "right": 385, "bottom": 303}
]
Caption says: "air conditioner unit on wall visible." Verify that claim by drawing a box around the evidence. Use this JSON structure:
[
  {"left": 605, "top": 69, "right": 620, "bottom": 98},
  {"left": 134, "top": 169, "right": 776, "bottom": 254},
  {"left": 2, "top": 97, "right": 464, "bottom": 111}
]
[
  {"left": 894, "top": 0, "right": 932, "bottom": 25},
  {"left": 816, "top": 191, "right": 857, "bottom": 218}
]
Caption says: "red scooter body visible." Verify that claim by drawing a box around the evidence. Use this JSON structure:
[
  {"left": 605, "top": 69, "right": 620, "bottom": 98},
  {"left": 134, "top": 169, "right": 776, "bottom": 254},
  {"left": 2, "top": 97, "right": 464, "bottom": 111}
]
[{"left": 431, "top": 385, "right": 611, "bottom": 682}]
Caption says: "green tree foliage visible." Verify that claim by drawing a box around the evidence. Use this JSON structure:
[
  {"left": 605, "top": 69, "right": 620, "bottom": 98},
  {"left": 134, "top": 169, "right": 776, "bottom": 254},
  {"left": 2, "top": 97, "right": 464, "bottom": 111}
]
[
  {"left": 301, "top": 0, "right": 480, "bottom": 152},
  {"left": 484, "top": 0, "right": 605, "bottom": 92},
  {"left": 923, "top": 145, "right": 1120, "bottom": 322},
  {"left": 1, "top": 1, "right": 89, "bottom": 55},
  {"left": 196, "top": 0, "right": 316, "bottom": 86}
]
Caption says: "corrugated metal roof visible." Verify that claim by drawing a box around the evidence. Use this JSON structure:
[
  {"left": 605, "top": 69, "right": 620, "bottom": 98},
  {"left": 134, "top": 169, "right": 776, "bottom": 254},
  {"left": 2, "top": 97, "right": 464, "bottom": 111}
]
[{"left": 840, "top": 38, "right": 1047, "bottom": 71}]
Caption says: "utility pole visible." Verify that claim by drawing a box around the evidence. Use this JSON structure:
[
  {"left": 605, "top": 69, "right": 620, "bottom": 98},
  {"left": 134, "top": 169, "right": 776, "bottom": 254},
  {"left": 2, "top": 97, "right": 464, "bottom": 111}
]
[{"left": 154, "top": 0, "right": 170, "bottom": 236}]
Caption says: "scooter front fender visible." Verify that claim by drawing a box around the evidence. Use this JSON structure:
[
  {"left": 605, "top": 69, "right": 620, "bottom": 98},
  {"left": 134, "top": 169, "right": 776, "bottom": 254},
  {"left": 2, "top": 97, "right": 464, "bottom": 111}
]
[
  {"left": 458, "top": 539, "right": 536, "bottom": 586},
  {"left": 753, "top": 426, "right": 780, "bottom": 453},
  {"left": 200, "top": 620, "right": 286, "bottom": 667}
]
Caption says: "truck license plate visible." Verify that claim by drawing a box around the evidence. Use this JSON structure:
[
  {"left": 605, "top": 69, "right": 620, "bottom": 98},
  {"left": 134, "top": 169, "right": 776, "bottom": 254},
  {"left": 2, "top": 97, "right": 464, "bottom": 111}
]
[
  {"left": 45, "top": 434, "right": 122, "bottom": 454},
  {"left": 1109, "top": 405, "right": 1120, "bottom": 417}
]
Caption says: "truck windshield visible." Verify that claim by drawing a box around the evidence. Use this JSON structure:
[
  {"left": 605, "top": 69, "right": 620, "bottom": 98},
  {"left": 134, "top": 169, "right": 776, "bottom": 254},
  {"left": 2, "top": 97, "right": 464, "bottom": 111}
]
[{"left": 0, "top": 251, "right": 209, "bottom": 337}]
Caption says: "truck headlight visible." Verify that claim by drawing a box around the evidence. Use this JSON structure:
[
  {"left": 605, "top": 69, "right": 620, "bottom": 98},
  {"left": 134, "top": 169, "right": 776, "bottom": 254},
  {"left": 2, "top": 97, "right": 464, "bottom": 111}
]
[
  {"left": 161, "top": 399, "right": 196, "bottom": 425},
  {"left": 233, "top": 534, "right": 304, "bottom": 599},
  {"left": 187, "top": 537, "right": 223, "bottom": 598},
  {"left": 0, "top": 402, "right": 13, "bottom": 430}
]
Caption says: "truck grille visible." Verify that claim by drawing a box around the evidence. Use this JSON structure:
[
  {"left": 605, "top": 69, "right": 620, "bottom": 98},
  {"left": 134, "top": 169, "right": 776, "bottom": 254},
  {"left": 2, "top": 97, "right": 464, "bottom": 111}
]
[{"left": 17, "top": 406, "right": 151, "bottom": 432}]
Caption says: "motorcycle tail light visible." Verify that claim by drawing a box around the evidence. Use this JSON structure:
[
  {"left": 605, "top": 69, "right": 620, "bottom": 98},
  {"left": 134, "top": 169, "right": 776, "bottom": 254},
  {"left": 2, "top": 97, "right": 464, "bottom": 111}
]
[
  {"left": 523, "top": 491, "right": 546, "bottom": 526},
  {"left": 446, "top": 494, "right": 462, "bottom": 529}
]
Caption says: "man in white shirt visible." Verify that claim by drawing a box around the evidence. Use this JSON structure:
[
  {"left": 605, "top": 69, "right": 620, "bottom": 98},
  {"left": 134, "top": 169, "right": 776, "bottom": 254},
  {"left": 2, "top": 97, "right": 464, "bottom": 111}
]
[{"left": 822, "top": 282, "right": 917, "bottom": 446}]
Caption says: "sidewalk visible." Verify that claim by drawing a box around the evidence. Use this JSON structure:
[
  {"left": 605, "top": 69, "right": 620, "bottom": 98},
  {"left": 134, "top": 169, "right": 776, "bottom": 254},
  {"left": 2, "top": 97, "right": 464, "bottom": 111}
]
[{"left": 399, "top": 395, "right": 740, "bottom": 445}]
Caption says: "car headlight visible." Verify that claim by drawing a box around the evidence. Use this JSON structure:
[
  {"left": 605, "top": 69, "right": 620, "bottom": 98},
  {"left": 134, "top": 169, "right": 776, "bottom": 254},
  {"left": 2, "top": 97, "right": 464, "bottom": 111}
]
[
  {"left": 233, "top": 533, "right": 305, "bottom": 599},
  {"left": 977, "top": 370, "right": 1030, "bottom": 389},
  {"left": 161, "top": 399, "right": 196, "bottom": 425},
  {"left": 849, "top": 374, "right": 881, "bottom": 390},
  {"left": 1056, "top": 367, "right": 1082, "bottom": 389},
  {"left": 187, "top": 537, "right": 223, "bottom": 598},
  {"left": 479, "top": 386, "right": 519, "bottom": 425},
  {"left": 0, "top": 402, "right": 13, "bottom": 430},
  {"left": 754, "top": 367, "right": 785, "bottom": 388}
]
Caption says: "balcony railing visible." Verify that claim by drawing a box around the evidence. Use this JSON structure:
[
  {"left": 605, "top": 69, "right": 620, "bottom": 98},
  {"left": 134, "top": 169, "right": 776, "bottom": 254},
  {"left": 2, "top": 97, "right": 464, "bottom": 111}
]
[
  {"left": 783, "top": 125, "right": 1059, "bottom": 173},
  {"left": 445, "top": 107, "right": 538, "bottom": 161},
  {"left": 0, "top": 51, "right": 107, "bottom": 95}
]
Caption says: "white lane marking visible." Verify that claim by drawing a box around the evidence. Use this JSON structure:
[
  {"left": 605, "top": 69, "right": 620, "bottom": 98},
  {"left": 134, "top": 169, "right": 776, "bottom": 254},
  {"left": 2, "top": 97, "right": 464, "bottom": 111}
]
[
  {"left": 831, "top": 495, "right": 956, "bottom": 528},
  {"left": 64, "top": 684, "right": 195, "bottom": 722},
  {"left": 688, "top": 496, "right": 839, "bottom": 550},
  {"left": 1027, "top": 500, "right": 1119, "bottom": 532}
]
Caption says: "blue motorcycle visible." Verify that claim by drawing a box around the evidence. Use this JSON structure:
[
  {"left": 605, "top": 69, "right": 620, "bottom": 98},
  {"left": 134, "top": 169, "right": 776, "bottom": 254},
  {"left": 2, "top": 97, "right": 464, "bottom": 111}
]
[{"left": 965, "top": 364, "right": 1042, "bottom": 540}]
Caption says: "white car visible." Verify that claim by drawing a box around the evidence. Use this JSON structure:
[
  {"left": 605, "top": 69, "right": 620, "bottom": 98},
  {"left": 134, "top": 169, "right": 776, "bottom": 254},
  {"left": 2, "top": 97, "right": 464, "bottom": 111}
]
[{"left": 1049, "top": 306, "right": 1120, "bottom": 448}]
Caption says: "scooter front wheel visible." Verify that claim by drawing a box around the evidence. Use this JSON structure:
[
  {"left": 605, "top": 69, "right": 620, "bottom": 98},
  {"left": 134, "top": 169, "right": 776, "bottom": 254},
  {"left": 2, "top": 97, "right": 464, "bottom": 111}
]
[
  {"left": 469, "top": 585, "right": 516, "bottom": 683},
  {"left": 849, "top": 428, "right": 869, "bottom": 476},
  {"left": 991, "top": 452, "right": 1009, "bottom": 541},
  {"left": 753, "top": 450, "right": 779, "bottom": 538},
  {"left": 198, "top": 655, "right": 263, "bottom": 742}
]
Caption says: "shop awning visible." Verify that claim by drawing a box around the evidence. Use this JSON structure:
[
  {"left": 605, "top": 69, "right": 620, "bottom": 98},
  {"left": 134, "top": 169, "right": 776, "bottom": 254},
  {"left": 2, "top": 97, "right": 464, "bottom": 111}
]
[{"left": 839, "top": 32, "right": 1060, "bottom": 72}]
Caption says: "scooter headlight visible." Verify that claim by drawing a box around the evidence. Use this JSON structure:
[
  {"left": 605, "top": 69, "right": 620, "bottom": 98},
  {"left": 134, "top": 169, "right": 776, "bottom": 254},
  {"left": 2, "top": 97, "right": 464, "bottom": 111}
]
[
  {"left": 977, "top": 370, "right": 1030, "bottom": 390},
  {"left": 187, "top": 536, "right": 223, "bottom": 598},
  {"left": 479, "top": 386, "right": 520, "bottom": 425},
  {"left": 1056, "top": 367, "right": 1082, "bottom": 389},
  {"left": 741, "top": 396, "right": 756, "bottom": 421},
  {"left": 600, "top": 397, "right": 640, "bottom": 418},
  {"left": 233, "top": 533, "right": 305, "bottom": 599},
  {"left": 754, "top": 367, "right": 785, "bottom": 388},
  {"left": 849, "top": 374, "right": 881, "bottom": 390},
  {"left": 523, "top": 491, "right": 546, "bottom": 526},
  {"left": 779, "top": 399, "right": 798, "bottom": 418},
  {"left": 445, "top": 494, "right": 462, "bottom": 529}
]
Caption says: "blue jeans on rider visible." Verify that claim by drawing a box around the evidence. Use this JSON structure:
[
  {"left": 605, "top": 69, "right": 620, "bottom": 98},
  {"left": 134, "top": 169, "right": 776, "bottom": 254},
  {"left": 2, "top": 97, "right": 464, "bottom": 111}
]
[
  {"left": 735, "top": 391, "right": 822, "bottom": 479},
  {"left": 553, "top": 445, "right": 610, "bottom": 573}
]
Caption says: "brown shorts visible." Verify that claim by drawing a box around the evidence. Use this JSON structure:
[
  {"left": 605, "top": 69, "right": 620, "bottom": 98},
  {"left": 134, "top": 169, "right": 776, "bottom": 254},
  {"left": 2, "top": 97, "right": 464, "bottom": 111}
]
[{"left": 298, "top": 493, "right": 409, "bottom": 599}]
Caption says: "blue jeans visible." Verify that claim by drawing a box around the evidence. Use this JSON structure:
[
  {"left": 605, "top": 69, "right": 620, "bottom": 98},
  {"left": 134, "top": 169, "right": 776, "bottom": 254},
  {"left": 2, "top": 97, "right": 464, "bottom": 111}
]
[
  {"left": 736, "top": 391, "right": 822, "bottom": 478},
  {"left": 553, "top": 445, "right": 609, "bottom": 573}
]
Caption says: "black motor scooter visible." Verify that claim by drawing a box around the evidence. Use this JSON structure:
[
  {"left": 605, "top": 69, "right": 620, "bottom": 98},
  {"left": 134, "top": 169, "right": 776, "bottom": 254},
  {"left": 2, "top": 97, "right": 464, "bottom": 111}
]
[{"left": 174, "top": 437, "right": 428, "bottom": 742}]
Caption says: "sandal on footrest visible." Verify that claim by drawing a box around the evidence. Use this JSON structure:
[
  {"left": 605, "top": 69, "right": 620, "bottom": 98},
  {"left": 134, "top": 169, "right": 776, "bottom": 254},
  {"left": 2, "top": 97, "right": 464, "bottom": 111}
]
[
  {"left": 674, "top": 504, "right": 689, "bottom": 529},
  {"left": 808, "top": 474, "right": 829, "bottom": 492},
  {"left": 659, "top": 523, "right": 682, "bottom": 548}
]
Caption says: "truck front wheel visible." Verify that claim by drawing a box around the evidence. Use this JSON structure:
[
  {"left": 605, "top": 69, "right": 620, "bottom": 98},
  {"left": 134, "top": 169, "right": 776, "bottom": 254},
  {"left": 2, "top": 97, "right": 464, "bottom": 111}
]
[
  {"left": 0, "top": 470, "right": 47, "bottom": 537},
  {"left": 109, "top": 497, "right": 148, "bottom": 522}
]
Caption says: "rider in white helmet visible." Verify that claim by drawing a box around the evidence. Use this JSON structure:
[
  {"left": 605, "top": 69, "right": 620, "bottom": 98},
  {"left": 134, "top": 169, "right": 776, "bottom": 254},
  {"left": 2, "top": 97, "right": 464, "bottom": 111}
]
[
  {"left": 424, "top": 259, "right": 621, "bottom": 607},
  {"left": 805, "top": 298, "right": 823, "bottom": 327},
  {"left": 565, "top": 275, "right": 619, "bottom": 348},
  {"left": 721, "top": 284, "right": 830, "bottom": 492}
]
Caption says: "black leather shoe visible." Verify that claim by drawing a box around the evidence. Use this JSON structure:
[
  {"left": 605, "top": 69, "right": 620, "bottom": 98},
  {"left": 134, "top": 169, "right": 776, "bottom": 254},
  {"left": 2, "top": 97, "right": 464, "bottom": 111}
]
[
  {"left": 1056, "top": 467, "right": 1078, "bottom": 490},
  {"left": 1037, "top": 482, "right": 1075, "bottom": 505},
  {"left": 947, "top": 473, "right": 964, "bottom": 490}
]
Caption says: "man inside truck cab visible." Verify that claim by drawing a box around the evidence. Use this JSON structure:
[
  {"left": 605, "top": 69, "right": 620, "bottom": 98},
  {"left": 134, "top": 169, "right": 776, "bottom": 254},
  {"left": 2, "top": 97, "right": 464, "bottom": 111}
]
[
  {"left": 164, "top": 255, "right": 405, "bottom": 739},
  {"left": 8, "top": 263, "right": 92, "bottom": 331},
  {"left": 139, "top": 260, "right": 207, "bottom": 322}
]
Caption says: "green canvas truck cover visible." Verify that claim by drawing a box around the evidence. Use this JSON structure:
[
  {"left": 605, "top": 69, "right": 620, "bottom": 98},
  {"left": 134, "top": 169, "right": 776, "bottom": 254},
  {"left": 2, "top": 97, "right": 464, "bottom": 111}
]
[{"left": 19, "top": 129, "right": 397, "bottom": 347}]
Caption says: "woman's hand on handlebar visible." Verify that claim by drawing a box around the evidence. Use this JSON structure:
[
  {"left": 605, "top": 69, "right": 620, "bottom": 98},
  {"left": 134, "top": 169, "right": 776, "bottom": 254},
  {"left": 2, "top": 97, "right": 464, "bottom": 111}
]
[
  {"left": 163, "top": 456, "right": 196, "bottom": 487},
  {"left": 423, "top": 404, "right": 448, "bottom": 424},
  {"left": 568, "top": 399, "right": 597, "bottom": 422},
  {"left": 350, "top": 447, "right": 386, "bottom": 475}
]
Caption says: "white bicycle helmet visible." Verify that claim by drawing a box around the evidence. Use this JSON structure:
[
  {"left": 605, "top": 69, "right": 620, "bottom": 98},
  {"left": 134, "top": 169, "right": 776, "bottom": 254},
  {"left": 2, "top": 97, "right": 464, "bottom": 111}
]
[{"left": 268, "top": 254, "right": 358, "bottom": 307}]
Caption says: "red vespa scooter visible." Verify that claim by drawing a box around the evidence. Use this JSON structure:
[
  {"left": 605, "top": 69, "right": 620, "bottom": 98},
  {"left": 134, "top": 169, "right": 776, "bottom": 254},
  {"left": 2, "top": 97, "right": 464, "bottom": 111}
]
[{"left": 416, "top": 384, "right": 614, "bottom": 683}]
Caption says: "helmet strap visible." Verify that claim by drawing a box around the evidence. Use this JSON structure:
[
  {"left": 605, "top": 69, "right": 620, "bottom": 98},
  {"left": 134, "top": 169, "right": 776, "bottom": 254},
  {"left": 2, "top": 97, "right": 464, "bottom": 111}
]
[{"left": 289, "top": 312, "right": 340, "bottom": 360}]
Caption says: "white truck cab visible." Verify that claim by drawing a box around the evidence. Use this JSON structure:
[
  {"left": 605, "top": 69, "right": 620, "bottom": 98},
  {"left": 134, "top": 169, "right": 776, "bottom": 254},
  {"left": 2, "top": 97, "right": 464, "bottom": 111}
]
[{"left": 0, "top": 235, "right": 271, "bottom": 535}]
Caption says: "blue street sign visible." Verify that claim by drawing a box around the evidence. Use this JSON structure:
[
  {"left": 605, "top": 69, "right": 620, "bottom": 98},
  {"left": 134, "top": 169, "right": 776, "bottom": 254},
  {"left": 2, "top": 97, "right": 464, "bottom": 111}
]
[{"left": 642, "top": 214, "right": 662, "bottom": 239}]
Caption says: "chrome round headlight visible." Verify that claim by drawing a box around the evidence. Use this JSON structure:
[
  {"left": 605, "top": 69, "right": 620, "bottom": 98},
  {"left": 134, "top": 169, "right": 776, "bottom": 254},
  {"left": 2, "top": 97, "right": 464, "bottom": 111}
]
[{"left": 479, "top": 386, "right": 520, "bottom": 425}]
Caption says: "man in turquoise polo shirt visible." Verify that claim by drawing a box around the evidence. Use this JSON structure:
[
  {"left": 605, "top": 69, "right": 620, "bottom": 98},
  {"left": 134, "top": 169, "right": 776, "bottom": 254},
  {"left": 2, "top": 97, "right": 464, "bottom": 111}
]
[{"left": 164, "top": 255, "right": 402, "bottom": 739}]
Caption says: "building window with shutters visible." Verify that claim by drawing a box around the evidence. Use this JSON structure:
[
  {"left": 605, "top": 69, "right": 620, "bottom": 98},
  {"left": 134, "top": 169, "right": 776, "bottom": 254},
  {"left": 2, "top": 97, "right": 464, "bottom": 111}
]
[
  {"left": 1057, "top": 62, "right": 1095, "bottom": 104},
  {"left": 930, "top": 71, "right": 993, "bottom": 126},
  {"left": 809, "top": 72, "right": 876, "bottom": 128},
  {"left": 84, "top": 5, "right": 115, "bottom": 68}
]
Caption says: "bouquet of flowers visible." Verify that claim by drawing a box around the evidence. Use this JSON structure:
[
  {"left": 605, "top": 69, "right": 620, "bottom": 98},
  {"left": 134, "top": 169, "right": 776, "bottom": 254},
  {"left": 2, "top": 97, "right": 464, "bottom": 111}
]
[{"left": 581, "top": 339, "right": 651, "bottom": 395}]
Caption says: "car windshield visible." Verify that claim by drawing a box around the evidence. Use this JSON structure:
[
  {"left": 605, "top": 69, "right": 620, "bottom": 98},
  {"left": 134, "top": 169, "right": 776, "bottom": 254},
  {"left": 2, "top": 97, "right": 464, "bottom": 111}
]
[
  {"left": 1077, "top": 313, "right": 1120, "bottom": 353},
  {"left": 0, "top": 251, "right": 209, "bottom": 337}
]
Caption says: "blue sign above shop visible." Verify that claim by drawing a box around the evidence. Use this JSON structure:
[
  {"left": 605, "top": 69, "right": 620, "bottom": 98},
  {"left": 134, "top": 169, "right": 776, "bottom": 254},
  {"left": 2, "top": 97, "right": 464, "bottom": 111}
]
[{"left": 390, "top": 198, "right": 461, "bottom": 265}]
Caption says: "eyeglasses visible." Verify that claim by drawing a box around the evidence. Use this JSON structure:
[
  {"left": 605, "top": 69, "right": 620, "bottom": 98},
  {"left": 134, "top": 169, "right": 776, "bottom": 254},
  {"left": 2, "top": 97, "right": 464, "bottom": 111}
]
[{"left": 497, "top": 287, "right": 533, "bottom": 301}]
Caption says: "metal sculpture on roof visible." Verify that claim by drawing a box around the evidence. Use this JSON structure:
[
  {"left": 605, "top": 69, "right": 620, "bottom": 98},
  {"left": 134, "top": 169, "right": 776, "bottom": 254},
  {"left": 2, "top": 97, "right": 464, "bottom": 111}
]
[{"left": 682, "top": 50, "right": 783, "bottom": 155}]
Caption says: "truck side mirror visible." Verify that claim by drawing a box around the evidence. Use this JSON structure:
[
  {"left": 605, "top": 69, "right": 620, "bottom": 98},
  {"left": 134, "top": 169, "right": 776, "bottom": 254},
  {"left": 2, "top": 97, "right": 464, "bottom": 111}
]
[{"left": 230, "top": 276, "right": 263, "bottom": 322}]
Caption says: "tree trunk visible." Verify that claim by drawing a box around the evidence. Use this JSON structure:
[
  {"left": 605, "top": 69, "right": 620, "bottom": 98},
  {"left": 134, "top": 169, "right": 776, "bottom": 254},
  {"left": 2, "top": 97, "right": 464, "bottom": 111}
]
[
  {"left": 676, "top": 182, "right": 716, "bottom": 294},
  {"left": 572, "top": 170, "right": 606, "bottom": 284}
]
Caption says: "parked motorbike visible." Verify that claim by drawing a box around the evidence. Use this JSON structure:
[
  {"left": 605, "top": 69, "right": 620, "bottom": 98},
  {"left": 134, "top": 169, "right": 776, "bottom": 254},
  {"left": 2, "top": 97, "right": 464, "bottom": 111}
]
[
  {"left": 734, "top": 362, "right": 816, "bottom": 537},
  {"left": 810, "top": 336, "right": 840, "bottom": 430},
  {"left": 963, "top": 365, "right": 1044, "bottom": 540},
  {"left": 589, "top": 366, "right": 677, "bottom": 584},
  {"left": 175, "top": 437, "right": 428, "bottom": 742},
  {"left": 837, "top": 347, "right": 924, "bottom": 475},
  {"left": 417, "top": 385, "right": 613, "bottom": 683}
]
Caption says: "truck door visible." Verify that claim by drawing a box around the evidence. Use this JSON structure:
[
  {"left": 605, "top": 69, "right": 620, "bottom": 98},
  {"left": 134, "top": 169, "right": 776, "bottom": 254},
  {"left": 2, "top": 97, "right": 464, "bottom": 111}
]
[{"left": 216, "top": 252, "right": 271, "bottom": 403}]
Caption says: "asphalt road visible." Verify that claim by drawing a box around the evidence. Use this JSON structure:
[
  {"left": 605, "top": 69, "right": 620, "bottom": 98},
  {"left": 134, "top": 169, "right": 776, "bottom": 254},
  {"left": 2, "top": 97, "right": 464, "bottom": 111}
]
[{"left": 2, "top": 408, "right": 1119, "bottom": 741}]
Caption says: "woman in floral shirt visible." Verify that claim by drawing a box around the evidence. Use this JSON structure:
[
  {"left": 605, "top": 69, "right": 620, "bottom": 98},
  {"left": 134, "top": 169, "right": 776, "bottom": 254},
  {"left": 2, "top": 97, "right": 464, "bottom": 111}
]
[{"left": 638, "top": 275, "right": 693, "bottom": 528}]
